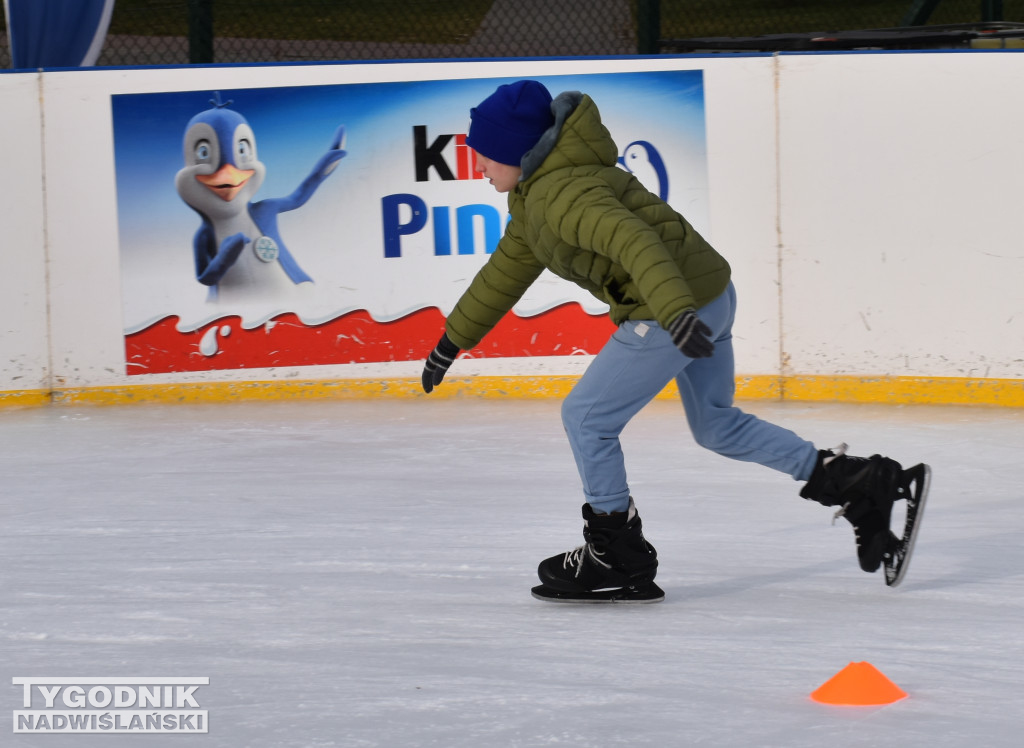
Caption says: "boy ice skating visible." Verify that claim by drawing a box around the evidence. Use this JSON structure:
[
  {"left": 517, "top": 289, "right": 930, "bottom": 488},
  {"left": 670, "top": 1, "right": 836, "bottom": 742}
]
[{"left": 421, "top": 80, "right": 929, "bottom": 602}]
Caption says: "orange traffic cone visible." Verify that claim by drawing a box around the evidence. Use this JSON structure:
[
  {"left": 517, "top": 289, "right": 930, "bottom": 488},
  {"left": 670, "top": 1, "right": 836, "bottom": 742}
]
[{"left": 810, "top": 661, "right": 908, "bottom": 706}]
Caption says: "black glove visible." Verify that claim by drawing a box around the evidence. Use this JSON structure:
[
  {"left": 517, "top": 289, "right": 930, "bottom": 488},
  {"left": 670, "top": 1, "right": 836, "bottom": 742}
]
[
  {"left": 667, "top": 309, "right": 714, "bottom": 358},
  {"left": 421, "top": 333, "right": 460, "bottom": 394}
]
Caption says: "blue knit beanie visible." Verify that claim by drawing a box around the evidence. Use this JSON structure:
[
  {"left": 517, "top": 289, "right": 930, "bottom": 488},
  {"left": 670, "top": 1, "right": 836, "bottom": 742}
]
[{"left": 467, "top": 80, "right": 554, "bottom": 166}]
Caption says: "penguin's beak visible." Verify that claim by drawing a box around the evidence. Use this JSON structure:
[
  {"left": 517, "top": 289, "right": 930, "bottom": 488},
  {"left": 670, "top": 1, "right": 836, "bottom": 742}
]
[{"left": 195, "top": 163, "right": 255, "bottom": 202}]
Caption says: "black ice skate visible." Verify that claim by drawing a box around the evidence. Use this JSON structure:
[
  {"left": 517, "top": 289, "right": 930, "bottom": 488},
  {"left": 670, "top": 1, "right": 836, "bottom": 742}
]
[
  {"left": 801, "top": 443, "right": 930, "bottom": 587},
  {"left": 532, "top": 499, "right": 664, "bottom": 603}
]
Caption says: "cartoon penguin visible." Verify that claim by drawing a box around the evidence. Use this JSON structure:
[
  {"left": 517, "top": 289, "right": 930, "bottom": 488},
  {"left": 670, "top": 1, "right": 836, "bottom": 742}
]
[
  {"left": 175, "top": 93, "right": 347, "bottom": 304},
  {"left": 618, "top": 140, "right": 669, "bottom": 203}
]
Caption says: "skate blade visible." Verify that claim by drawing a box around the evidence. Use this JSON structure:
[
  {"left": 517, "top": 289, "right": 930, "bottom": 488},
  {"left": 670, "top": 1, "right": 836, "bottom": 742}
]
[
  {"left": 531, "top": 582, "right": 665, "bottom": 604},
  {"left": 885, "top": 463, "right": 931, "bottom": 587}
]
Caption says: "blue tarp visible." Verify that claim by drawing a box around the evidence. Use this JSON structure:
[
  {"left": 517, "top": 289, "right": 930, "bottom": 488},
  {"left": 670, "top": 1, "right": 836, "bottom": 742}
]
[{"left": 5, "top": 0, "right": 115, "bottom": 68}]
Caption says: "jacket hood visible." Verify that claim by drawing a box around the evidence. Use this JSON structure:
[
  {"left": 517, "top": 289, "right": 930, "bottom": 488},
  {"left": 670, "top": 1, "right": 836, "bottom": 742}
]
[{"left": 519, "top": 92, "right": 619, "bottom": 183}]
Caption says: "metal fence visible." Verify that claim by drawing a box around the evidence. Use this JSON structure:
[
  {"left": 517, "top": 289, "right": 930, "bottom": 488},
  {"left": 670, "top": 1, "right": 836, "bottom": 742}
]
[{"left": 3, "top": 0, "right": 1024, "bottom": 69}]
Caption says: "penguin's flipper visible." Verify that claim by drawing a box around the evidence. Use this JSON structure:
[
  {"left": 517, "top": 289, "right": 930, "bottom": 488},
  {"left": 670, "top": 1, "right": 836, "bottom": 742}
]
[
  {"left": 330, "top": 124, "right": 346, "bottom": 152},
  {"left": 196, "top": 232, "right": 248, "bottom": 286},
  {"left": 319, "top": 125, "right": 348, "bottom": 176},
  {"left": 319, "top": 148, "right": 347, "bottom": 177}
]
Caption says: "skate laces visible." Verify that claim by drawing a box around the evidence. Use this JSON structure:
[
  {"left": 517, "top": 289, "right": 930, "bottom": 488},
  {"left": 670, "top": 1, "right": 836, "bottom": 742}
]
[
  {"left": 825, "top": 444, "right": 851, "bottom": 524},
  {"left": 823, "top": 442, "right": 888, "bottom": 518},
  {"left": 823, "top": 443, "right": 848, "bottom": 466},
  {"left": 563, "top": 544, "right": 612, "bottom": 578}
]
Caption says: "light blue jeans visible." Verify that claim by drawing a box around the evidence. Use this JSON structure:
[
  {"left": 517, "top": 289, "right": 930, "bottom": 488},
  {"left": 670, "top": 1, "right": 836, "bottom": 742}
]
[{"left": 562, "top": 283, "right": 820, "bottom": 514}]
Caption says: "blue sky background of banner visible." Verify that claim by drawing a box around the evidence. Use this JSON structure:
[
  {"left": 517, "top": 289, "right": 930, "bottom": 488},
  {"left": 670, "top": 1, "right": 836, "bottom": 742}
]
[{"left": 112, "top": 70, "right": 709, "bottom": 335}]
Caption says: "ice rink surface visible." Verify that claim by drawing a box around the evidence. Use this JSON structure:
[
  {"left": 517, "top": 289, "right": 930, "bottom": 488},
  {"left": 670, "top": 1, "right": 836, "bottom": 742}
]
[{"left": 1, "top": 396, "right": 1022, "bottom": 747}]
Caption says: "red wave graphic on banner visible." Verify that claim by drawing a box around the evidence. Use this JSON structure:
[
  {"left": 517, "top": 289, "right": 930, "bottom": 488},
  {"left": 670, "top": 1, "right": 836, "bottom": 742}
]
[{"left": 125, "top": 305, "right": 615, "bottom": 375}]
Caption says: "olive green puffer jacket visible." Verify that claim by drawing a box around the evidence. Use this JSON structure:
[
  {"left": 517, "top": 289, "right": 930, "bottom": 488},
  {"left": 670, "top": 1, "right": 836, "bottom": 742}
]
[{"left": 444, "top": 91, "right": 731, "bottom": 351}]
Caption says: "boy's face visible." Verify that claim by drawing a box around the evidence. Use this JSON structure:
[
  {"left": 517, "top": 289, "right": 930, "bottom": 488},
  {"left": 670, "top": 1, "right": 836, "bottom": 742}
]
[{"left": 474, "top": 152, "right": 522, "bottom": 193}]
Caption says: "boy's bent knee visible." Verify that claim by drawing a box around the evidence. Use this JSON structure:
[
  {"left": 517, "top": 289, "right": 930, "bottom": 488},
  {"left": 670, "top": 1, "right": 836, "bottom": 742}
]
[{"left": 561, "top": 393, "right": 585, "bottom": 432}]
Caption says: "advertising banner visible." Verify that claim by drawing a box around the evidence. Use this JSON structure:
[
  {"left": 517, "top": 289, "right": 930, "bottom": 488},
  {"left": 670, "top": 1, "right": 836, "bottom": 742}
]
[{"left": 112, "top": 71, "right": 709, "bottom": 376}]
